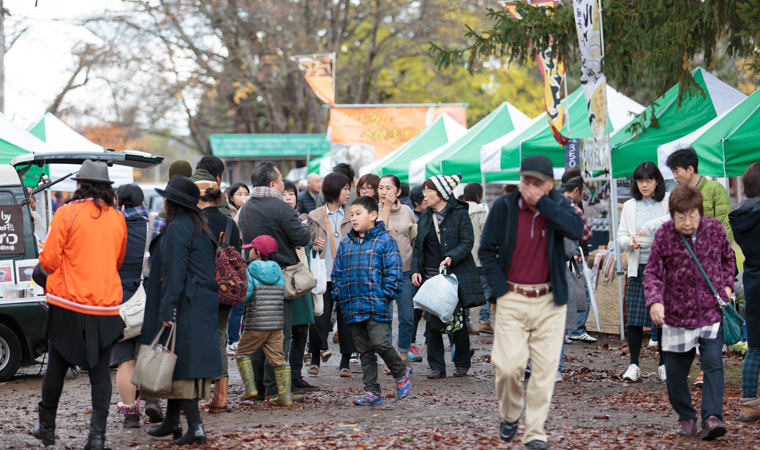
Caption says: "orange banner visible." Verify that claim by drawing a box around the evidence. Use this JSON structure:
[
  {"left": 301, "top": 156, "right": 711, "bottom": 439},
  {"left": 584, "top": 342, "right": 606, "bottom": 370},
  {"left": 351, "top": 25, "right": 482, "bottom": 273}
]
[
  {"left": 329, "top": 106, "right": 467, "bottom": 160},
  {"left": 293, "top": 54, "right": 335, "bottom": 105}
]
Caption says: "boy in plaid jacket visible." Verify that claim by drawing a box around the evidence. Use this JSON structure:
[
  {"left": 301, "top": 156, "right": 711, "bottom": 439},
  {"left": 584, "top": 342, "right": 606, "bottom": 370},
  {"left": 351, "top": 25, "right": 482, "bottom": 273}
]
[{"left": 331, "top": 196, "right": 411, "bottom": 405}]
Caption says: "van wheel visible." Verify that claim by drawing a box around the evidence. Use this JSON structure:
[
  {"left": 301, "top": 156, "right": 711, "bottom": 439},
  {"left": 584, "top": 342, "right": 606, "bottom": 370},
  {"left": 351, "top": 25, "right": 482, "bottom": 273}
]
[{"left": 0, "top": 323, "right": 22, "bottom": 381}]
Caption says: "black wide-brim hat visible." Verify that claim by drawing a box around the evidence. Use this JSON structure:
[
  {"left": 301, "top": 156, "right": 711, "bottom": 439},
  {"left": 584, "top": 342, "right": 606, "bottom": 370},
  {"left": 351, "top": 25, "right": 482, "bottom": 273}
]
[{"left": 156, "top": 177, "right": 202, "bottom": 213}]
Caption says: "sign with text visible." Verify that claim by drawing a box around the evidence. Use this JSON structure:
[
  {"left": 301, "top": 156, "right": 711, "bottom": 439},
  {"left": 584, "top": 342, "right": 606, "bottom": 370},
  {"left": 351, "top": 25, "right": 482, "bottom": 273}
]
[
  {"left": 0, "top": 205, "right": 24, "bottom": 255},
  {"left": 329, "top": 106, "right": 467, "bottom": 160},
  {"left": 565, "top": 138, "right": 581, "bottom": 170}
]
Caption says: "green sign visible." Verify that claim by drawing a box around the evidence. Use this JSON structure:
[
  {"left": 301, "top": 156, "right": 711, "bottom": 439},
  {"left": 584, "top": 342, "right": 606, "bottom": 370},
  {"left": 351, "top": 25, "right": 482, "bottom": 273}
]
[{"left": 209, "top": 134, "right": 331, "bottom": 158}]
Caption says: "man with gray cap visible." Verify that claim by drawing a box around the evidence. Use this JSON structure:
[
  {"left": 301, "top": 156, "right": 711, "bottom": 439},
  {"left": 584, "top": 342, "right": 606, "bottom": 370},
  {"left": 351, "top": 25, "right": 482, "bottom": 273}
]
[{"left": 479, "top": 155, "right": 584, "bottom": 450}]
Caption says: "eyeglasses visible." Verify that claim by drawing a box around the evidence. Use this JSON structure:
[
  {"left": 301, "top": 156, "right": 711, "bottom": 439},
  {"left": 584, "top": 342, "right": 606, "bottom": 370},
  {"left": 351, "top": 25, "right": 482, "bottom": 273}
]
[
  {"left": 359, "top": 186, "right": 374, "bottom": 193},
  {"left": 673, "top": 213, "right": 700, "bottom": 224},
  {"left": 635, "top": 179, "right": 656, "bottom": 185}
]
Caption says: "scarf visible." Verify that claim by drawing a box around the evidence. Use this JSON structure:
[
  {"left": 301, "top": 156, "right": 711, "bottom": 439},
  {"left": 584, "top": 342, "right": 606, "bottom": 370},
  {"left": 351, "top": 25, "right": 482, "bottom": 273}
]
[{"left": 250, "top": 186, "right": 284, "bottom": 201}]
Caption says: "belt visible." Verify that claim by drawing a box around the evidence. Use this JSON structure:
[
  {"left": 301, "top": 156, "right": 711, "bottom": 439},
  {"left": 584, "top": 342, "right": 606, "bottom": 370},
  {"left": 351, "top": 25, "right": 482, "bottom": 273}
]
[{"left": 508, "top": 282, "right": 552, "bottom": 298}]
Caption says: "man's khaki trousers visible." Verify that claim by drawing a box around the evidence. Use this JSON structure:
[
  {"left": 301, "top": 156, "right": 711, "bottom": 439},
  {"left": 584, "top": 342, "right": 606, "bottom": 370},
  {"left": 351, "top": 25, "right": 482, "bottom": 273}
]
[{"left": 492, "top": 287, "right": 566, "bottom": 444}]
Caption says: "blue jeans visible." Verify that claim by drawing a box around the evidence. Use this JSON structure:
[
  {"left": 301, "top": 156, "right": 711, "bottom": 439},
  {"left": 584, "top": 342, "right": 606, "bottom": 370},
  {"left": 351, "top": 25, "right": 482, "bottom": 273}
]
[
  {"left": 227, "top": 303, "right": 244, "bottom": 344},
  {"left": 463, "top": 273, "right": 492, "bottom": 324},
  {"left": 569, "top": 277, "right": 591, "bottom": 337},
  {"left": 388, "top": 271, "right": 414, "bottom": 353},
  {"left": 742, "top": 346, "right": 760, "bottom": 399}
]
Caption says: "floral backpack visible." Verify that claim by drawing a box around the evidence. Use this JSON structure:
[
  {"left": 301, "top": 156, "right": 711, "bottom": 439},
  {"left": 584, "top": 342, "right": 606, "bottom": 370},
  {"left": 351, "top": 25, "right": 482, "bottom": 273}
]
[{"left": 213, "top": 218, "right": 248, "bottom": 305}]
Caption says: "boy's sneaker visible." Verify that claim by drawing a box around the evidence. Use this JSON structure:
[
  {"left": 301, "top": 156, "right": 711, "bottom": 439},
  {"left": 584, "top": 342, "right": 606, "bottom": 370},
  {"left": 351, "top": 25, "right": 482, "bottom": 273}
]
[
  {"left": 396, "top": 367, "right": 412, "bottom": 399},
  {"left": 353, "top": 391, "right": 383, "bottom": 406},
  {"left": 569, "top": 332, "right": 597, "bottom": 343},
  {"left": 408, "top": 346, "right": 423, "bottom": 362},
  {"left": 226, "top": 342, "right": 238, "bottom": 355},
  {"left": 293, "top": 377, "right": 321, "bottom": 392}
]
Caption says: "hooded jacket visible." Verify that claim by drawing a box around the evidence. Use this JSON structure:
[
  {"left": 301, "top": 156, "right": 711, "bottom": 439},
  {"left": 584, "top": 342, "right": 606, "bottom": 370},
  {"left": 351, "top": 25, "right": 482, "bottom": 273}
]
[
  {"left": 244, "top": 260, "right": 285, "bottom": 330},
  {"left": 730, "top": 198, "right": 760, "bottom": 346},
  {"left": 189, "top": 168, "right": 231, "bottom": 216},
  {"left": 478, "top": 189, "right": 584, "bottom": 306},
  {"left": 643, "top": 218, "right": 735, "bottom": 329},
  {"left": 331, "top": 222, "right": 403, "bottom": 325},
  {"left": 697, "top": 176, "right": 733, "bottom": 242}
]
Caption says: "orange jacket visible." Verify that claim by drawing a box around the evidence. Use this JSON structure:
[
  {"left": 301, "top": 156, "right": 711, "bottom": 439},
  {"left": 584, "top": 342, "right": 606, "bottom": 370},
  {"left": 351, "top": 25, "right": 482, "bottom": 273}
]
[{"left": 40, "top": 199, "right": 128, "bottom": 316}]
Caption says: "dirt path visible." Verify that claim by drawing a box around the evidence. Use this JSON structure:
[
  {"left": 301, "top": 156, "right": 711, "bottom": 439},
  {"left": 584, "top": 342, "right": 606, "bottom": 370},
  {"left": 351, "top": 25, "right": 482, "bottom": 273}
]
[{"left": 1, "top": 326, "right": 757, "bottom": 449}]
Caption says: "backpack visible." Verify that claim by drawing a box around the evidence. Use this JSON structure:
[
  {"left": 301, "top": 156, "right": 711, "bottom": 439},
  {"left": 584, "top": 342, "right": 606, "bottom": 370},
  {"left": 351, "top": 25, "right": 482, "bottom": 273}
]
[{"left": 213, "top": 218, "right": 248, "bottom": 306}]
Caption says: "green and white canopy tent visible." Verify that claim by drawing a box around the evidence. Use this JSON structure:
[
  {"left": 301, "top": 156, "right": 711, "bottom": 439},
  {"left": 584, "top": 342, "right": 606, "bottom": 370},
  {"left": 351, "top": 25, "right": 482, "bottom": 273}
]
[
  {"left": 408, "top": 102, "right": 530, "bottom": 184},
  {"left": 28, "top": 113, "right": 135, "bottom": 191},
  {"left": 480, "top": 86, "right": 644, "bottom": 180},
  {"left": 657, "top": 88, "right": 760, "bottom": 179},
  {"left": 308, "top": 153, "right": 333, "bottom": 177},
  {"left": 611, "top": 67, "right": 746, "bottom": 178},
  {"left": 359, "top": 114, "right": 467, "bottom": 184},
  {"left": 0, "top": 112, "right": 62, "bottom": 188}
]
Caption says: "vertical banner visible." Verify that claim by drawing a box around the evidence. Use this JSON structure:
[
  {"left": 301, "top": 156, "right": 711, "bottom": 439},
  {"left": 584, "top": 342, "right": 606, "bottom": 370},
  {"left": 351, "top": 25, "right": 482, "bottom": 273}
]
[
  {"left": 573, "top": 0, "right": 607, "bottom": 142},
  {"left": 505, "top": 1, "right": 568, "bottom": 146},
  {"left": 564, "top": 138, "right": 581, "bottom": 170},
  {"left": 292, "top": 53, "right": 336, "bottom": 105},
  {"left": 0, "top": 205, "right": 24, "bottom": 255},
  {"left": 329, "top": 106, "right": 467, "bottom": 162},
  {"left": 580, "top": 137, "right": 610, "bottom": 171}
]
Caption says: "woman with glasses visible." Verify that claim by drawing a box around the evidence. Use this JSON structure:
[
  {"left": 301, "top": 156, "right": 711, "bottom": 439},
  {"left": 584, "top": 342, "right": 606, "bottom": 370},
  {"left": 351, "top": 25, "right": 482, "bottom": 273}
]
[
  {"left": 357, "top": 174, "right": 380, "bottom": 202},
  {"left": 617, "top": 161, "right": 670, "bottom": 383}
]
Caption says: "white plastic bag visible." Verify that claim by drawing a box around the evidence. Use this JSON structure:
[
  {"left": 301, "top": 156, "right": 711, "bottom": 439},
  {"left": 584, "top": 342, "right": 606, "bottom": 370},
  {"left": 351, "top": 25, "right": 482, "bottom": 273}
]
[
  {"left": 413, "top": 271, "right": 459, "bottom": 322},
  {"left": 309, "top": 251, "right": 327, "bottom": 295},
  {"left": 312, "top": 293, "right": 324, "bottom": 317}
]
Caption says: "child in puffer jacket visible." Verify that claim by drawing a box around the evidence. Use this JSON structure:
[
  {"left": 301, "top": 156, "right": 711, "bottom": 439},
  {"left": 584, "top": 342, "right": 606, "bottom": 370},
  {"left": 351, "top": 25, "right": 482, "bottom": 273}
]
[{"left": 233, "top": 235, "right": 292, "bottom": 406}]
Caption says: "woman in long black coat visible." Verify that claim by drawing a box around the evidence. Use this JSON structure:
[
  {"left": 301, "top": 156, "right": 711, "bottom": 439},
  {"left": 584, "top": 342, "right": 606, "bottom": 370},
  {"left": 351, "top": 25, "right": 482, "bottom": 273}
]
[
  {"left": 140, "top": 177, "right": 220, "bottom": 446},
  {"left": 729, "top": 162, "right": 760, "bottom": 422},
  {"left": 411, "top": 174, "right": 484, "bottom": 379}
]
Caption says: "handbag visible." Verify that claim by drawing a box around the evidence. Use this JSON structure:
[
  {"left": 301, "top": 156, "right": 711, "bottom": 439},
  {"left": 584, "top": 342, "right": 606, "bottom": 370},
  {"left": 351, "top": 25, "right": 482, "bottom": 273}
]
[
  {"left": 130, "top": 324, "right": 177, "bottom": 394},
  {"left": 119, "top": 221, "right": 152, "bottom": 342},
  {"left": 570, "top": 259, "right": 587, "bottom": 313},
  {"left": 680, "top": 232, "right": 744, "bottom": 346},
  {"left": 241, "top": 202, "right": 316, "bottom": 300},
  {"left": 32, "top": 263, "right": 49, "bottom": 288}
]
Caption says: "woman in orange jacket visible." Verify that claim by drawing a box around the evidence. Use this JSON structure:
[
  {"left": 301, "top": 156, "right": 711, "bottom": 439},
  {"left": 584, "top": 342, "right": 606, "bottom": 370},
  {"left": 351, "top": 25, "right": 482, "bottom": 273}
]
[{"left": 33, "top": 160, "right": 128, "bottom": 450}]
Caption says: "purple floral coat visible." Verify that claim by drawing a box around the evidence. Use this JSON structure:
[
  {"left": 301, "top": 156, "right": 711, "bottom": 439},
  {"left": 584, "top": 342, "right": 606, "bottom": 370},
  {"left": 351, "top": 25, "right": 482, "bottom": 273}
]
[{"left": 644, "top": 217, "right": 735, "bottom": 329}]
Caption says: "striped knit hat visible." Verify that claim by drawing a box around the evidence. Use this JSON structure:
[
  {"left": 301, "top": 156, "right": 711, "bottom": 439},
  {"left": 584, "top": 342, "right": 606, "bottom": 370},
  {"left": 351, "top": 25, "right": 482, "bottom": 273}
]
[{"left": 429, "top": 173, "right": 462, "bottom": 201}]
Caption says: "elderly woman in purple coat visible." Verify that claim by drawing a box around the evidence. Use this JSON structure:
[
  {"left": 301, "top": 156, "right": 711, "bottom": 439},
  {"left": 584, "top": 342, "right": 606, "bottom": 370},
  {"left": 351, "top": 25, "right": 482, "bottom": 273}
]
[{"left": 644, "top": 186, "right": 735, "bottom": 442}]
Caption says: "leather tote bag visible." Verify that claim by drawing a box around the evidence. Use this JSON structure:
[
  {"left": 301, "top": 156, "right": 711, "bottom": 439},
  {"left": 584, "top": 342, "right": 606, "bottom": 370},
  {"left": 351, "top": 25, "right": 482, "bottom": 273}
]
[
  {"left": 282, "top": 261, "right": 317, "bottom": 300},
  {"left": 131, "top": 324, "right": 177, "bottom": 394}
]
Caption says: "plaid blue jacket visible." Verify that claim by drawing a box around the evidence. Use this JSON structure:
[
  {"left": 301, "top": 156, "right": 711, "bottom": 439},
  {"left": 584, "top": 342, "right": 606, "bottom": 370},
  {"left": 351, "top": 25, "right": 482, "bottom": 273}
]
[{"left": 331, "top": 221, "right": 403, "bottom": 325}]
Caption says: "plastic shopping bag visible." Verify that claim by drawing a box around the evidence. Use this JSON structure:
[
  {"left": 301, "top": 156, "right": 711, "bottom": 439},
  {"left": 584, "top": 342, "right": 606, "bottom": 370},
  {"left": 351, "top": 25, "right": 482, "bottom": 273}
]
[
  {"left": 413, "top": 271, "right": 459, "bottom": 322},
  {"left": 312, "top": 293, "right": 324, "bottom": 317},
  {"left": 309, "top": 251, "right": 327, "bottom": 295}
]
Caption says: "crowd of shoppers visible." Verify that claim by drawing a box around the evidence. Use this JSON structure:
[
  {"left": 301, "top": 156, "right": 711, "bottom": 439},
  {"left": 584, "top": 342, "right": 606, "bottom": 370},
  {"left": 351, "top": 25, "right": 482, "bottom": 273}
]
[{"left": 31, "top": 146, "right": 759, "bottom": 449}]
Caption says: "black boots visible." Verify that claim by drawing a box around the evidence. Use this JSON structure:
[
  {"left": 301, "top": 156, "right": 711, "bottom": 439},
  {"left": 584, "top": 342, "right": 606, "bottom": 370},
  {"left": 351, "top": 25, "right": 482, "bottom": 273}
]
[
  {"left": 173, "top": 423, "right": 207, "bottom": 446},
  {"left": 32, "top": 403, "right": 56, "bottom": 446},
  {"left": 147, "top": 414, "right": 183, "bottom": 440},
  {"left": 83, "top": 410, "right": 108, "bottom": 450}
]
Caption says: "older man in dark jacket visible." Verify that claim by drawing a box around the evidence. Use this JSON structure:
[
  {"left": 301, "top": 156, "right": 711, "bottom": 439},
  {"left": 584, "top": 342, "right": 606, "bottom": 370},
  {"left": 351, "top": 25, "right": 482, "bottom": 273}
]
[
  {"left": 238, "top": 161, "right": 311, "bottom": 400},
  {"left": 479, "top": 155, "right": 583, "bottom": 450}
]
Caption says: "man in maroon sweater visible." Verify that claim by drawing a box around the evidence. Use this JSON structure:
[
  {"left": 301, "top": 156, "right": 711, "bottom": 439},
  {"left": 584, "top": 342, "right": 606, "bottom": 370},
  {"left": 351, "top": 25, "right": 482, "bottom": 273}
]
[{"left": 479, "top": 155, "right": 584, "bottom": 450}]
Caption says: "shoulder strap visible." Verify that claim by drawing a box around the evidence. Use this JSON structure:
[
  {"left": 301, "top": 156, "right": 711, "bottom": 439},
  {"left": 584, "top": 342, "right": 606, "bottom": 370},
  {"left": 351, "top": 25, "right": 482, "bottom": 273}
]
[
  {"left": 140, "top": 219, "right": 152, "bottom": 282},
  {"left": 224, "top": 216, "right": 233, "bottom": 245},
  {"left": 431, "top": 213, "right": 442, "bottom": 244},
  {"left": 322, "top": 206, "right": 337, "bottom": 259},
  {"left": 242, "top": 202, "right": 255, "bottom": 244},
  {"left": 679, "top": 232, "right": 722, "bottom": 305}
]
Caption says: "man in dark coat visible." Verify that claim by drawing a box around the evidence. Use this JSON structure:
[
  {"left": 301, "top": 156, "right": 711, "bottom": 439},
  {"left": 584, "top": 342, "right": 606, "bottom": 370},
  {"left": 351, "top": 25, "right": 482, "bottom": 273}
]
[
  {"left": 297, "top": 173, "right": 321, "bottom": 214},
  {"left": 239, "top": 161, "right": 311, "bottom": 399},
  {"left": 479, "top": 155, "right": 583, "bottom": 450}
]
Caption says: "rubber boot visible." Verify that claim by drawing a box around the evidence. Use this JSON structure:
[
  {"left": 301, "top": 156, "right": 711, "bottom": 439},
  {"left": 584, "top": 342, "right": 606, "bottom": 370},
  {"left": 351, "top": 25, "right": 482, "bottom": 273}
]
[
  {"left": 201, "top": 378, "right": 228, "bottom": 409},
  {"left": 269, "top": 364, "right": 293, "bottom": 406},
  {"left": 32, "top": 403, "right": 56, "bottom": 446},
  {"left": 143, "top": 398, "right": 164, "bottom": 423},
  {"left": 83, "top": 410, "right": 108, "bottom": 450},
  {"left": 236, "top": 356, "right": 258, "bottom": 401}
]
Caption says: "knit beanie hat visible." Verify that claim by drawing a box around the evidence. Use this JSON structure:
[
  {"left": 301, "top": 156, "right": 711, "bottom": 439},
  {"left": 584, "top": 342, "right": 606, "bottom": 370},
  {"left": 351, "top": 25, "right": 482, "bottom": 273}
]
[
  {"left": 430, "top": 173, "right": 462, "bottom": 201},
  {"left": 169, "top": 160, "right": 193, "bottom": 179}
]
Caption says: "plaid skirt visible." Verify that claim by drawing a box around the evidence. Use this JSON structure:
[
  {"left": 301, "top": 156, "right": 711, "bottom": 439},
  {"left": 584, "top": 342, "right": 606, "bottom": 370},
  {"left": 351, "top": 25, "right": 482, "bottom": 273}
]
[{"left": 625, "top": 265, "right": 653, "bottom": 328}]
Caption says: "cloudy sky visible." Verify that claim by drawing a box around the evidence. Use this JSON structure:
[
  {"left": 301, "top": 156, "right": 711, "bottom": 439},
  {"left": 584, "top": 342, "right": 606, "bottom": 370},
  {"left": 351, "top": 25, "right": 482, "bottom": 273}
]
[{"left": 4, "top": 0, "right": 124, "bottom": 127}]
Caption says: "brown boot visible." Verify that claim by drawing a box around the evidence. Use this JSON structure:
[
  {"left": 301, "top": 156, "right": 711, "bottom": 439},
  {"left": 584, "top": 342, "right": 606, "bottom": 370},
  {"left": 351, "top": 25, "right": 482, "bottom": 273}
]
[
  {"left": 201, "top": 378, "right": 228, "bottom": 409},
  {"left": 739, "top": 398, "right": 760, "bottom": 422}
]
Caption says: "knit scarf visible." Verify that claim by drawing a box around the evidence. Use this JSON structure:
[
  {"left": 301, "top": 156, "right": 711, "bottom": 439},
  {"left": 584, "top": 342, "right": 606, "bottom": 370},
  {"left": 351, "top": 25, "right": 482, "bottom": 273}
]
[{"left": 250, "top": 186, "right": 284, "bottom": 201}]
